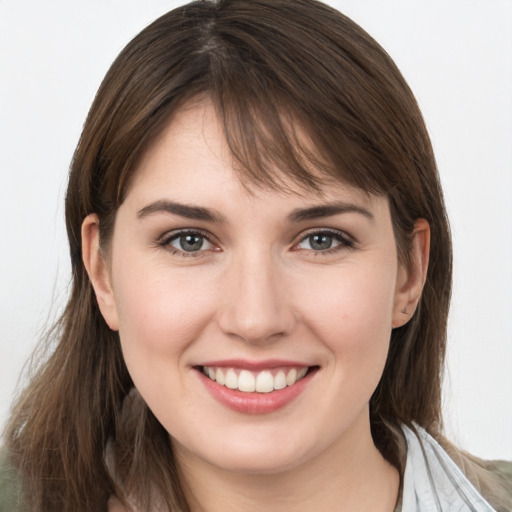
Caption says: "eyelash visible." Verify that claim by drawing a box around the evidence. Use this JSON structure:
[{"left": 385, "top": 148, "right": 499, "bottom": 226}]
[
  {"left": 156, "top": 228, "right": 356, "bottom": 257},
  {"left": 157, "top": 229, "right": 217, "bottom": 258},
  {"left": 293, "top": 229, "right": 355, "bottom": 255}
]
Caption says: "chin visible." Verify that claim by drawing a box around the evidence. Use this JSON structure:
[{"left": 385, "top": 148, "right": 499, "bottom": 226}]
[
  {"left": 173, "top": 422, "right": 327, "bottom": 476},
  {"left": 207, "top": 446, "right": 309, "bottom": 475}
]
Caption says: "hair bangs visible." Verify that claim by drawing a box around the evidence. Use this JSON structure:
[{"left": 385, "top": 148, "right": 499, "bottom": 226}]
[{"left": 202, "top": 7, "right": 405, "bottom": 200}]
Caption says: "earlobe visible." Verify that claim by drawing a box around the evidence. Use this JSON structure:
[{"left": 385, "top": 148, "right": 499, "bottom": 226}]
[
  {"left": 81, "top": 214, "right": 119, "bottom": 331},
  {"left": 392, "top": 219, "right": 430, "bottom": 328}
]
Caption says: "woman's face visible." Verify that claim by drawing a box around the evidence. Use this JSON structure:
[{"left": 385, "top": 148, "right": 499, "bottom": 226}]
[{"left": 86, "top": 99, "right": 424, "bottom": 475}]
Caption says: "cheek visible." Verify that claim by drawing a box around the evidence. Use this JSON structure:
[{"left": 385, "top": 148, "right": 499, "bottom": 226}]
[
  {"left": 301, "top": 260, "right": 397, "bottom": 373},
  {"left": 110, "top": 258, "right": 220, "bottom": 425},
  {"left": 111, "top": 250, "right": 217, "bottom": 363},
  {"left": 308, "top": 259, "right": 395, "bottom": 323}
]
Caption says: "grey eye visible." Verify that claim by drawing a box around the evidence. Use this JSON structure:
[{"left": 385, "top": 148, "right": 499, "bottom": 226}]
[
  {"left": 178, "top": 234, "right": 204, "bottom": 252},
  {"left": 296, "top": 230, "right": 353, "bottom": 252},
  {"left": 166, "top": 232, "right": 214, "bottom": 253},
  {"left": 308, "top": 234, "right": 333, "bottom": 250}
]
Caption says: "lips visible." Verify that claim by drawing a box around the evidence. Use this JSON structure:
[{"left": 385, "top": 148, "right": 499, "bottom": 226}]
[{"left": 195, "top": 361, "right": 317, "bottom": 414}]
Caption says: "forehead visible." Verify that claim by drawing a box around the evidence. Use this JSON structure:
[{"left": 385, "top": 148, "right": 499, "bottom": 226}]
[{"left": 128, "top": 98, "right": 378, "bottom": 210}]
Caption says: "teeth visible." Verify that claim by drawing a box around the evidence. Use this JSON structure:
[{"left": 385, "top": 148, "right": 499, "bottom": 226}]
[
  {"left": 225, "top": 369, "right": 238, "bottom": 390},
  {"left": 286, "top": 368, "right": 297, "bottom": 386},
  {"left": 238, "top": 370, "right": 256, "bottom": 392},
  {"left": 274, "top": 370, "right": 287, "bottom": 390},
  {"left": 202, "top": 366, "right": 310, "bottom": 393},
  {"left": 215, "top": 368, "right": 225, "bottom": 386},
  {"left": 255, "top": 370, "right": 274, "bottom": 393},
  {"left": 297, "top": 367, "right": 308, "bottom": 379}
]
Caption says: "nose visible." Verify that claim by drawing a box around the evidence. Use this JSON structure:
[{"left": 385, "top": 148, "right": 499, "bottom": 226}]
[{"left": 216, "top": 251, "right": 296, "bottom": 344}]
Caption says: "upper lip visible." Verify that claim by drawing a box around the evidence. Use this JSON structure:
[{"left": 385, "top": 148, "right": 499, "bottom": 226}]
[{"left": 197, "top": 359, "right": 312, "bottom": 371}]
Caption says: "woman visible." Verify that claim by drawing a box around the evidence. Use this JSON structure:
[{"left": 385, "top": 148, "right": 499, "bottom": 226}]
[{"left": 1, "top": 1, "right": 511, "bottom": 511}]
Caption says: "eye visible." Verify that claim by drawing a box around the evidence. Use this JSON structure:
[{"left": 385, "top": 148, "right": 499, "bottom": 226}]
[
  {"left": 159, "top": 230, "right": 216, "bottom": 255},
  {"left": 295, "top": 230, "right": 354, "bottom": 252}
]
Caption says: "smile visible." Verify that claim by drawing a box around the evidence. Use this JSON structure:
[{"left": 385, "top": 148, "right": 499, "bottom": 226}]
[{"left": 201, "top": 366, "right": 309, "bottom": 393}]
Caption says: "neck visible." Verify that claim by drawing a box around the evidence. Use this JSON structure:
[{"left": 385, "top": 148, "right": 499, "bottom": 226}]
[{"left": 174, "top": 413, "right": 399, "bottom": 512}]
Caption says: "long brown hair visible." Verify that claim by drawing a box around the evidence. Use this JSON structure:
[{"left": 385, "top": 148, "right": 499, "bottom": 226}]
[{"left": 4, "top": 1, "right": 486, "bottom": 510}]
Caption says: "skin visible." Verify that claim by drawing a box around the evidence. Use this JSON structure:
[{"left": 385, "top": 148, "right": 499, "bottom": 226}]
[{"left": 83, "top": 99, "right": 429, "bottom": 512}]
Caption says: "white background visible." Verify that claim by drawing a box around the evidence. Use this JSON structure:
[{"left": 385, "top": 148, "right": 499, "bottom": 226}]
[{"left": 1, "top": 1, "right": 511, "bottom": 460}]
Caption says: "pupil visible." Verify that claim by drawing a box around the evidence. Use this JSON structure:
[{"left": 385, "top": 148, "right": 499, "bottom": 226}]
[
  {"left": 311, "top": 234, "right": 332, "bottom": 250},
  {"left": 180, "top": 234, "right": 203, "bottom": 252}
]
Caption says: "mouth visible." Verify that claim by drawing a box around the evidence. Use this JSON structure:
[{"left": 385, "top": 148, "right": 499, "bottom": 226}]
[
  {"left": 199, "top": 365, "right": 311, "bottom": 393},
  {"left": 195, "top": 360, "right": 319, "bottom": 414}
]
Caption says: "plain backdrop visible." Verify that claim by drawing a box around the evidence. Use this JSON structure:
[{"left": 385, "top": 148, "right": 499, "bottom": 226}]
[{"left": 1, "top": 1, "right": 511, "bottom": 460}]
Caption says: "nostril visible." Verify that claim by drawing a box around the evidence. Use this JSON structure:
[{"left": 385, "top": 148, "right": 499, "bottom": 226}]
[{"left": 216, "top": 303, "right": 296, "bottom": 344}]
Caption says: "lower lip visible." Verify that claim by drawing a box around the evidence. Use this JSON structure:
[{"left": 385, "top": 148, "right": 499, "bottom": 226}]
[{"left": 197, "top": 368, "right": 316, "bottom": 414}]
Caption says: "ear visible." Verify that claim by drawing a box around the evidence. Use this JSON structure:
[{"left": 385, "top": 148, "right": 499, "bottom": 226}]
[
  {"left": 81, "top": 214, "right": 119, "bottom": 331},
  {"left": 392, "top": 218, "right": 430, "bottom": 328}
]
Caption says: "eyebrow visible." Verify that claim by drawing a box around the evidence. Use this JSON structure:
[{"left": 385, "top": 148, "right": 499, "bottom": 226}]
[
  {"left": 287, "top": 202, "right": 374, "bottom": 222},
  {"left": 137, "top": 199, "right": 373, "bottom": 224},
  {"left": 137, "top": 200, "right": 227, "bottom": 223}
]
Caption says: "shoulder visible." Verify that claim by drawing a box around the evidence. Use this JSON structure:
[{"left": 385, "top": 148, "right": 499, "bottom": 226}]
[
  {"left": 454, "top": 455, "right": 512, "bottom": 511},
  {"left": 487, "top": 459, "right": 512, "bottom": 490},
  {"left": 0, "top": 448, "right": 24, "bottom": 512},
  {"left": 482, "top": 459, "right": 512, "bottom": 512},
  {"left": 489, "top": 459, "right": 512, "bottom": 481},
  {"left": 402, "top": 426, "right": 512, "bottom": 511}
]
